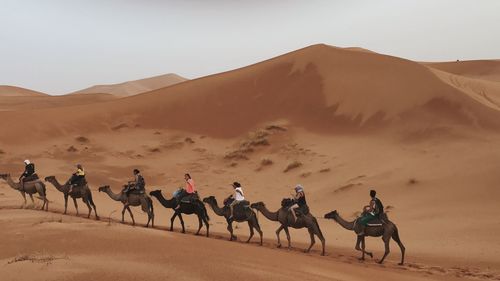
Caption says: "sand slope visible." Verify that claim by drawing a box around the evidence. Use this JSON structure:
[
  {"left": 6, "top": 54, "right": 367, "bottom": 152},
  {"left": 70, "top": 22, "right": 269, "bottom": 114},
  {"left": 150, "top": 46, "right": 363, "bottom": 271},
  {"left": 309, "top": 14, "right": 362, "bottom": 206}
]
[
  {"left": 0, "top": 85, "right": 48, "bottom": 97},
  {"left": 71, "top": 73, "right": 188, "bottom": 97},
  {"left": 426, "top": 60, "right": 500, "bottom": 82},
  {"left": 2, "top": 44, "right": 500, "bottom": 143},
  {"left": 1, "top": 44, "right": 500, "bottom": 281}
]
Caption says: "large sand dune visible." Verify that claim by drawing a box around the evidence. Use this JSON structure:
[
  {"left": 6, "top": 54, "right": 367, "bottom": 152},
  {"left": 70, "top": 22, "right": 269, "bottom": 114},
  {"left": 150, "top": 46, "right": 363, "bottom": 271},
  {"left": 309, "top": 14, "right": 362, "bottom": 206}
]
[
  {"left": 1, "top": 44, "right": 500, "bottom": 281},
  {"left": 0, "top": 85, "right": 48, "bottom": 97},
  {"left": 71, "top": 73, "right": 187, "bottom": 97},
  {"left": 2, "top": 44, "right": 500, "bottom": 144}
]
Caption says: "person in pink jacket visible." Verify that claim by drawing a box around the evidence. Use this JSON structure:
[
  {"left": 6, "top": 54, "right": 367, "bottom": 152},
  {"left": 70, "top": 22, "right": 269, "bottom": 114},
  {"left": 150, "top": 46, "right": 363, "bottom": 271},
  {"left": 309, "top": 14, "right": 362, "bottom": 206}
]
[{"left": 185, "top": 173, "right": 196, "bottom": 194}]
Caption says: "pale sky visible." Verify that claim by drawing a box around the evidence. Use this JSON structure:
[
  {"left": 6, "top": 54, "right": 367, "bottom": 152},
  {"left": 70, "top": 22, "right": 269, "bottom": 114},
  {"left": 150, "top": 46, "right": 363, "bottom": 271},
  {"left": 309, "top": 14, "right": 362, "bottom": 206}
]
[{"left": 1, "top": 0, "right": 499, "bottom": 95}]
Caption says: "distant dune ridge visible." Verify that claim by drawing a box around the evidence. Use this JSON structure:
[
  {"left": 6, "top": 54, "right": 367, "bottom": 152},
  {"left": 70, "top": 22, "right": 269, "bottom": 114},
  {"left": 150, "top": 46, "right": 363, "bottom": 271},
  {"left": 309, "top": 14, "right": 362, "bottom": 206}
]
[
  {"left": 0, "top": 85, "right": 48, "bottom": 97},
  {"left": 71, "top": 73, "right": 188, "bottom": 97},
  {"left": 1, "top": 44, "right": 500, "bottom": 142}
]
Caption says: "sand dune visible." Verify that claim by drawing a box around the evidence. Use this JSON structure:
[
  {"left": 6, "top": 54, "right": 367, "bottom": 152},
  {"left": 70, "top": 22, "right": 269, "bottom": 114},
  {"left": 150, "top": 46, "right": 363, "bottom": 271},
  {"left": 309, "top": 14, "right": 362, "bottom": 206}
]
[
  {"left": 2, "top": 44, "right": 500, "bottom": 280},
  {"left": 2, "top": 44, "right": 500, "bottom": 144},
  {"left": 71, "top": 73, "right": 188, "bottom": 97},
  {"left": 0, "top": 93, "right": 116, "bottom": 112},
  {"left": 426, "top": 60, "right": 500, "bottom": 82},
  {"left": 0, "top": 85, "right": 48, "bottom": 97}
]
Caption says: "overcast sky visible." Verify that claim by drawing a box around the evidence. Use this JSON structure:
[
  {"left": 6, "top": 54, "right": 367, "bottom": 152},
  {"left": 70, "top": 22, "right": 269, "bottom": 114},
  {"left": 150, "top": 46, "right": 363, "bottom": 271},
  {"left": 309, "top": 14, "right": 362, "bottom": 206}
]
[{"left": 1, "top": 0, "right": 499, "bottom": 95}]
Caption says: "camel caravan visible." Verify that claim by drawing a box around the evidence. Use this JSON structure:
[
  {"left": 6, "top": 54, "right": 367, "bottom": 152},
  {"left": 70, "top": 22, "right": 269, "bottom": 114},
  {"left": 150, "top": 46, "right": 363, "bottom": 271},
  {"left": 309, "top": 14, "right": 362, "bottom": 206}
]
[{"left": 0, "top": 160, "right": 405, "bottom": 265}]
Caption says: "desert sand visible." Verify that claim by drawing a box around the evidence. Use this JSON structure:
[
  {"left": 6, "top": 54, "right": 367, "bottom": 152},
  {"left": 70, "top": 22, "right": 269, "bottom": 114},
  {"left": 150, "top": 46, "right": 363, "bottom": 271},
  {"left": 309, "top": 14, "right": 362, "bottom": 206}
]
[
  {"left": 1, "top": 44, "right": 500, "bottom": 281},
  {"left": 71, "top": 73, "right": 187, "bottom": 97}
]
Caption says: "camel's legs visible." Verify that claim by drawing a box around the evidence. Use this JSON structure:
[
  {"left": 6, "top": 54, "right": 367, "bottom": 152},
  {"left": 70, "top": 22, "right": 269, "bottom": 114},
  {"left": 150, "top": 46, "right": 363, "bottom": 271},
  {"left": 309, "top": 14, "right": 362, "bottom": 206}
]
[
  {"left": 378, "top": 235, "right": 391, "bottom": 264},
  {"left": 392, "top": 229, "right": 405, "bottom": 265},
  {"left": 284, "top": 227, "right": 291, "bottom": 250},
  {"left": 306, "top": 228, "right": 316, "bottom": 253},
  {"left": 63, "top": 194, "right": 69, "bottom": 214},
  {"left": 275, "top": 225, "right": 284, "bottom": 248},
  {"left": 169, "top": 212, "right": 177, "bottom": 231},
  {"left": 253, "top": 217, "right": 263, "bottom": 246},
  {"left": 91, "top": 202, "right": 98, "bottom": 220},
  {"left": 73, "top": 197, "right": 79, "bottom": 215},
  {"left": 196, "top": 214, "right": 203, "bottom": 235},
  {"left": 246, "top": 220, "right": 255, "bottom": 243},
  {"left": 147, "top": 199, "right": 154, "bottom": 228},
  {"left": 121, "top": 205, "right": 126, "bottom": 222},
  {"left": 122, "top": 205, "right": 135, "bottom": 225},
  {"left": 178, "top": 213, "right": 185, "bottom": 233},
  {"left": 126, "top": 206, "right": 135, "bottom": 226},
  {"left": 83, "top": 198, "right": 92, "bottom": 218},
  {"left": 226, "top": 220, "right": 236, "bottom": 241},
  {"left": 28, "top": 193, "right": 35, "bottom": 204},
  {"left": 20, "top": 191, "right": 27, "bottom": 206},
  {"left": 202, "top": 215, "right": 210, "bottom": 237},
  {"left": 355, "top": 235, "right": 373, "bottom": 259}
]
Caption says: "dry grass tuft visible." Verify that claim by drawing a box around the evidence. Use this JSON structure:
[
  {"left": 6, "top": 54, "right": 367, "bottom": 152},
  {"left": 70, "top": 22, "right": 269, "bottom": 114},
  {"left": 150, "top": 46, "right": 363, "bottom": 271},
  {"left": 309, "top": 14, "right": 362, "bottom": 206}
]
[
  {"left": 7, "top": 252, "right": 68, "bottom": 265},
  {"left": 283, "top": 161, "right": 302, "bottom": 173},
  {"left": 67, "top": 146, "right": 78, "bottom": 152},
  {"left": 408, "top": 178, "right": 418, "bottom": 185},
  {"left": 75, "top": 136, "right": 89, "bottom": 143}
]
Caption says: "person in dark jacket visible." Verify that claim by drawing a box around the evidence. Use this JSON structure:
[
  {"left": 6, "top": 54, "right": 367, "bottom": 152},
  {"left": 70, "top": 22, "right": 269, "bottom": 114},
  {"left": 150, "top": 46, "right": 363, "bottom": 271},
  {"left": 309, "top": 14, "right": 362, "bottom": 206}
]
[
  {"left": 19, "top": 159, "right": 38, "bottom": 189},
  {"left": 356, "top": 189, "right": 384, "bottom": 236},
  {"left": 123, "top": 169, "right": 145, "bottom": 195},
  {"left": 290, "top": 184, "right": 309, "bottom": 222}
]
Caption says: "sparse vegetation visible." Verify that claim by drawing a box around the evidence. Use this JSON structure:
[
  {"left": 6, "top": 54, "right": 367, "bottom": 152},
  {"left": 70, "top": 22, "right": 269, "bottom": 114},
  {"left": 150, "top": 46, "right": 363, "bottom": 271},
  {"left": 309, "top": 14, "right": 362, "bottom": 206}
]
[
  {"left": 185, "top": 137, "right": 195, "bottom": 144},
  {"left": 33, "top": 217, "right": 63, "bottom": 225},
  {"left": 283, "top": 161, "right": 302, "bottom": 173},
  {"left": 75, "top": 136, "right": 89, "bottom": 143},
  {"left": 300, "top": 172, "right": 312, "bottom": 178},
  {"left": 149, "top": 147, "right": 161, "bottom": 153},
  {"left": 408, "top": 178, "right": 418, "bottom": 185},
  {"left": 111, "top": 123, "right": 129, "bottom": 130},
  {"left": 319, "top": 168, "right": 331, "bottom": 173},
  {"left": 265, "top": 125, "right": 287, "bottom": 132},
  {"left": 0, "top": 149, "right": 5, "bottom": 154},
  {"left": 261, "top": 158, "right": 273, "bottom": 166},
  {"left": 67, "top": 146, "right": 78, "bottom": 152},
  {"left": 224, "top": 151, "right": 250, "bottom": 161},
  {"left": 335, "top": 183, "right": 362, "bottom": 193},
  {"left": 7, "top": 253, "right": 68, "bottom": 265}
]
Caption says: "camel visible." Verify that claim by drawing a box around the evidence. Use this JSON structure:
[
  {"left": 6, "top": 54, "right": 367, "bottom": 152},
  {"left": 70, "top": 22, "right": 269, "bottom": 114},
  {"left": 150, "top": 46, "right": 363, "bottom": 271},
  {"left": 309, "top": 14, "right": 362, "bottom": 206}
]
[
  {"left": 251, "top": 201, "right": 325, "bottom": 255},
  {"left": 324, "top": 210, "right": 405, "bottom": 265},
  {"left": 98, "top": 185, "right": 154, "bottom": 227},
  {"left": 44, "top": 176, "right": 98, "bottom": 219},
  {"left": 0, "top": 173, "right": 48, "bottom": 211},
  {"left": 149, "top": 190, "right": 210, "bottom": 236},
  {"left": 203, "top": 196, "right": 263, "bottom": 245}
]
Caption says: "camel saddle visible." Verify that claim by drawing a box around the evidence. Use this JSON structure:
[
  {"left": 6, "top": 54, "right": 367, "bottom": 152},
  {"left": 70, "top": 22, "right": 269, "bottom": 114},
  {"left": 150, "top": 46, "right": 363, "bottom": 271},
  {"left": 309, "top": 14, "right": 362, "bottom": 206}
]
[
  {"left": 359, "top": 212, "right": 388, "bottom": 227},
  {"left": 128, "top": 189, "right": 145, "bottom": 195},
  {"left": 180, "top": 193, "right": 199, "bottom": 204}
]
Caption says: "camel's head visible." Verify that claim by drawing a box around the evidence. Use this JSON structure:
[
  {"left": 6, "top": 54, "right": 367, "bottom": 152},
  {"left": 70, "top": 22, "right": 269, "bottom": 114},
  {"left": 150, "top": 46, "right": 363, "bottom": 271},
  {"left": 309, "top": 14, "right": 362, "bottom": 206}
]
[
  {"left": 44, "top": 176, "right": 56, "bottom": 182},
  {"left": 324, "top": 210, "right": 338, "bottom": 220},
  {"left": 202, "top": 196, "right": 215, "bottom": 204},
  {"left": 149, "top": 190, "right": 162, "bottom": 197},
  {"left": 0, "top": 173, "right": 9, "bottom": 180},
  {"left": 250, "top": 201, "right": 265, "bottom": 209},
  {"left": 98, "top": 185, "right": 110, "bottom": 192}
]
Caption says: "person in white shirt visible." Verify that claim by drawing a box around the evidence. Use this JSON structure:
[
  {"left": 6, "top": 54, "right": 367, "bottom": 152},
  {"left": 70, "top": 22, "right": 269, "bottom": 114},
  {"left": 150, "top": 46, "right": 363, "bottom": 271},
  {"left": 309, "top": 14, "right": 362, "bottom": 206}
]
[{"left": 229, "top": 181, "right": 245, "bottom": 219}]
